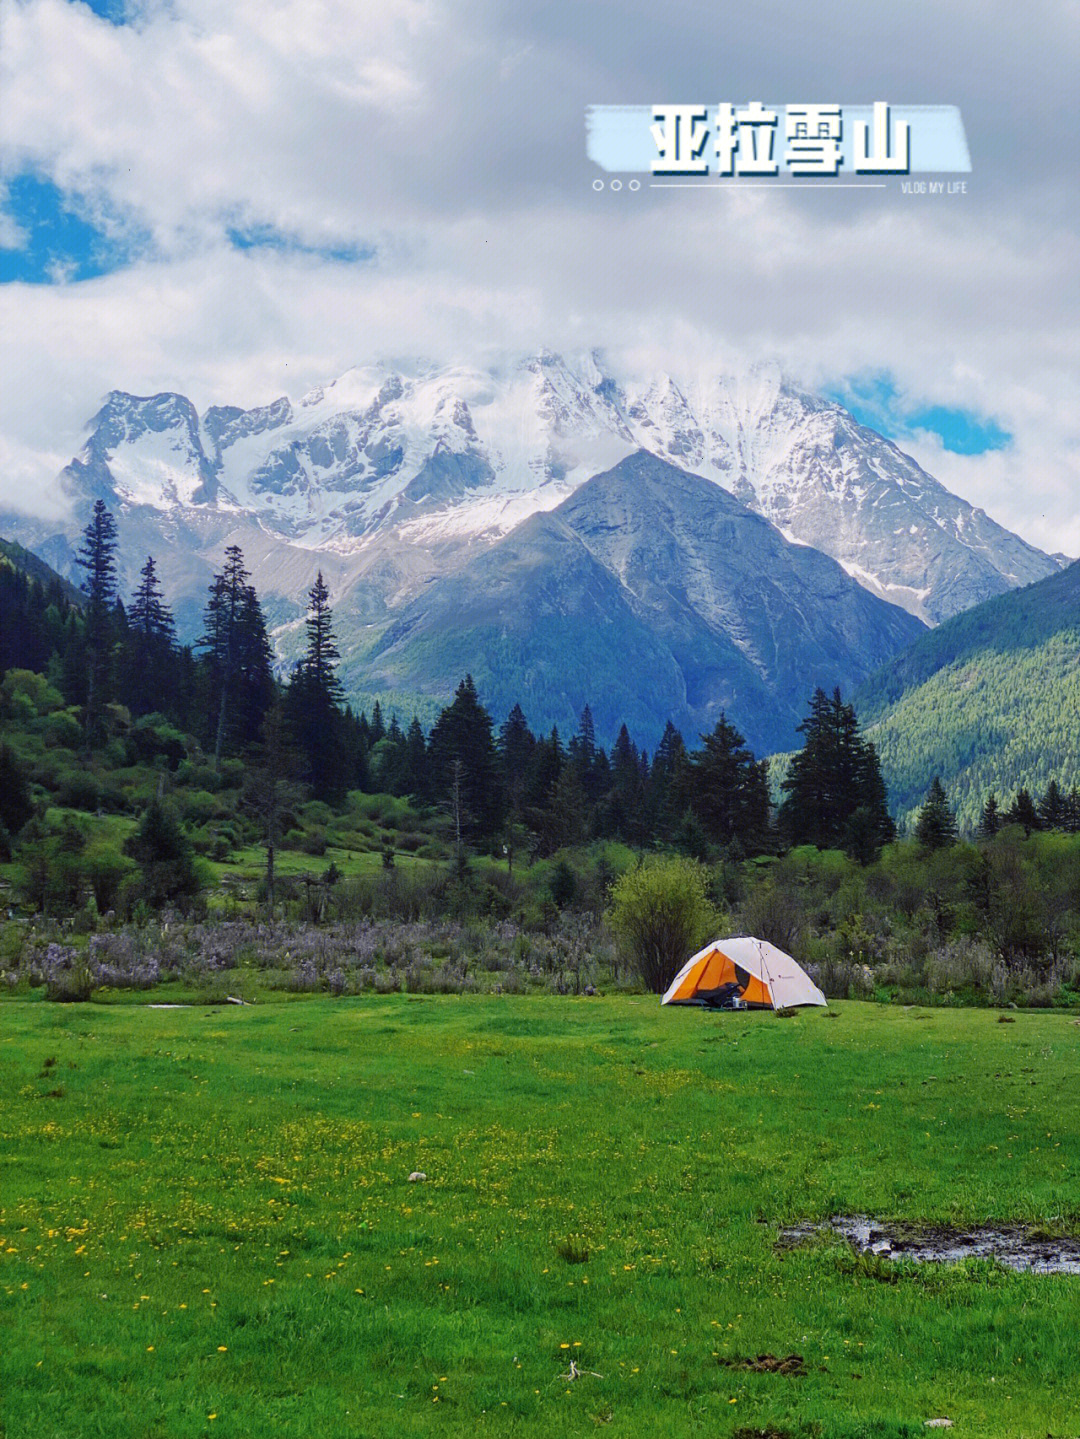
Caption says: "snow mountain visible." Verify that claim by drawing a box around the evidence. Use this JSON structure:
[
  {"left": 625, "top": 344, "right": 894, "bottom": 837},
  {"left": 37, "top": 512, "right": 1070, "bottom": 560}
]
[
  {"left": 2, "top": 352, "right": 1061, "bottom": 747},
  {"left": 363, "top": 451, "right": 927, "bottom": 754}
]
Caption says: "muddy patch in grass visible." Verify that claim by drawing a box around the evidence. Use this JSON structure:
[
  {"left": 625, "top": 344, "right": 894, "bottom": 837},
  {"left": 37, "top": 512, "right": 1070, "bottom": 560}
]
[
  {"left": 719, "top": 1352, "right": 807, "bottom": 1376},
  {"left": 778, "top": 1215, "right": 1080, "bottom": 1274}
]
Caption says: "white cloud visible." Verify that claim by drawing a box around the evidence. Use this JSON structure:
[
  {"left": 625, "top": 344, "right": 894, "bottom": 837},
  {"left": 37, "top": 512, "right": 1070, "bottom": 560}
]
[{"left": 0, "top": 0, "right": 1077, "bottom": 555}]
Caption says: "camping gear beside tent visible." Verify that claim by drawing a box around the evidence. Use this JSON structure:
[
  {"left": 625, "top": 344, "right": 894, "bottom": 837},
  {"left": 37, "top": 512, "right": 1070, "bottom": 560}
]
[{"left": 661, "top": 936, "right": 827, "bottom": 1010}]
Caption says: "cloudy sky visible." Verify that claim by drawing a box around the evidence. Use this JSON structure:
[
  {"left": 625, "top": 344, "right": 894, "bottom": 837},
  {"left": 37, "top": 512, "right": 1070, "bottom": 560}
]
[{"left": 1, "top": 0, "right": 1078, "bottom": 551}]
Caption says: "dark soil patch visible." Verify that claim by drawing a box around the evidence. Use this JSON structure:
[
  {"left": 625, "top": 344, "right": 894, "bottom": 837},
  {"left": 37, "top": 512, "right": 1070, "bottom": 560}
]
[
  {"left": 720, "top": 1353, "right": 807, "bottom": 1376},
  {"left": 731, "top": 1428, "right": 798, "bottom": 1439}
]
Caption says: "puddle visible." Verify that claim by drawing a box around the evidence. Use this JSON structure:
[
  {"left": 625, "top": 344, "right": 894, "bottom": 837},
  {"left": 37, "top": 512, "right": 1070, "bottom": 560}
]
[{"left": 778, "top": 1215, "right": 1080, "bottom": 1274}]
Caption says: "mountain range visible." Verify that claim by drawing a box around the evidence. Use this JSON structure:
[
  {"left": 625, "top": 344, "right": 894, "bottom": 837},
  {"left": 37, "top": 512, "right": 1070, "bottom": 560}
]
[{"left": 2, "top": 353, "right": 1063, "bottom": 751}]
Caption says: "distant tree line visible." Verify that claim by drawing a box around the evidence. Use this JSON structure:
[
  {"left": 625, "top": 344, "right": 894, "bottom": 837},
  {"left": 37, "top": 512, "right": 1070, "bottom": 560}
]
[
  {"left": 912, "top": 773, "right": 1080, "bottom": 851},
  {"left": 0, "top": 500, "right": 954, "bottom": 873}
]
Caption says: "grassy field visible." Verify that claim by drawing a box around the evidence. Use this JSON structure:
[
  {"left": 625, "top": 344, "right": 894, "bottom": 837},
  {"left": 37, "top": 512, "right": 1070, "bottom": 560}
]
[{"left": 2, "top": 997, "right": 1078, "bottom": 1438}]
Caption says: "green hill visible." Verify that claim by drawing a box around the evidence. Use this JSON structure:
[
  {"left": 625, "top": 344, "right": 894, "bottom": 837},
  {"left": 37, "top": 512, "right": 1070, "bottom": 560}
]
[
  {"left": 0, "top": 536, "right": 85, "bottom": 607},
  {"left": 855, "top": 560, "right": 1080, "bottom": 829}
]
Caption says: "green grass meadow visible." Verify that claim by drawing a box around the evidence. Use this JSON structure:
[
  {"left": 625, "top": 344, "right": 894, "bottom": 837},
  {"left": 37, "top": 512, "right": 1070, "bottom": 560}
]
[{"left": 2, "top": 997, "right": 1078, "bottom": 1438}]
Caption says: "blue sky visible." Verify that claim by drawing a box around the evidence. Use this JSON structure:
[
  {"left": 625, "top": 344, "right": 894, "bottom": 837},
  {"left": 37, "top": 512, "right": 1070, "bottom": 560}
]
[
  {"left": 0, "top": 175, "right": 137, "bottom": 284},
  {"left": 826, "top": 375, "right": 1011, "bottom": 457}
]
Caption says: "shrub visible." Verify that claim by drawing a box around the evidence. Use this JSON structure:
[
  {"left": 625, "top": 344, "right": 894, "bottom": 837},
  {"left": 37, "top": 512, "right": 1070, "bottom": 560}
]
[
  {"left": 42, "top": 711, "right": 82, "bottom": 749},
  {"left": 84, "top": 847, "right": 133, "bottom": 912},
  {"left": 0, "top": 669, "right": 64, "bottom": 719},
  {"left": 129, "top": 717, "right": 188, "bottom": 768},
  {"left": 55, "top": 769, "right": 102, "bottom": 811},
  {"left": 608, "top": 856, "right": 720, "bottom": 993}
]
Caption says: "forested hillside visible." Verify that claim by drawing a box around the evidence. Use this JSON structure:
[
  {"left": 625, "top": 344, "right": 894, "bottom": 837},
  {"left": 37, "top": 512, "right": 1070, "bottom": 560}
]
[
  {"left": 856, "top": 561, "right": 1080, "bottom": 829},
  {"left": 3, "top": 513, "right": 1079, "bottom": 1012}
]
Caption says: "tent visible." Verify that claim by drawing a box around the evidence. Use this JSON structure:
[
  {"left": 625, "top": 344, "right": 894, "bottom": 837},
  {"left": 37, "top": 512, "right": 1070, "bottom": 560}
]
[{"left": 661, "top": 935, "right": 827, "bottom": 1011}]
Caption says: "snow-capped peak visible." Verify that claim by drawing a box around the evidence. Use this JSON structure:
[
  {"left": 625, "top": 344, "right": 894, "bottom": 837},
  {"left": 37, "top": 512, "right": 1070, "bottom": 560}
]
[{"left": 62, "top": 353, "right": 1057, "bottom": 622}]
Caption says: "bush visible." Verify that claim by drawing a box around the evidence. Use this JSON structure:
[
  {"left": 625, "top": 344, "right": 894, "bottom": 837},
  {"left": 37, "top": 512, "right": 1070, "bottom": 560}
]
[
  {"left": 85, "top": 847, "right": 133, "bottom": 912},
  {"left": 130, "top": 717, "right": 188, "bottom": 768},
  {"left": 55, "top": 769, "right": 102, "bottom": 812},
  {"left": 0, "top": 669, "right": 64, "bottom": 719},
  {"left": 608, "top": 856, "right": 720, "bottom": 993},
  {"left": 42, "top": 711, "right": 82, "bottom": 749}
]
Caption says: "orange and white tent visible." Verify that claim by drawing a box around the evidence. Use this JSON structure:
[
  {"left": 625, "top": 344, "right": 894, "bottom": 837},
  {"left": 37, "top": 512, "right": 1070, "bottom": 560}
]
[{"left": 661, "top": 936, "right": 827, "bottom": 1010}]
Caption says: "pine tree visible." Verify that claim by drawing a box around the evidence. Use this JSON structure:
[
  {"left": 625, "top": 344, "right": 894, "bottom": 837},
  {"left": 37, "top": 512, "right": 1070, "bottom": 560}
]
[
  {"left": 123, "top": 797, "right": 199, "bottom": 907},
  {"left": 75, "top": 500, "right": 119, "bottom": 735},
  {"left": 915, "top": 776, "right": 958, "bottom": 849},
  {"left": 979, "top": 792, "right": 1001, "bottom": 838},
  {"left": 499, "top": 703, "right": 536, "bottom": 818},
  {"left": 300, "top": 572, "right": 342, "bottom": 704},
  {"left": 286, "top": 572, "right": 347, "bottom": 803},
  {"left": 568, "top": 705, "right": 603, "bottom": 811},
  {"left": 1037, "top": 778, "right": 1069, "bottom": 830},
  {"left": 125, "top": 555, "right": 176, "bottom": 716},
  {"left": 202, "top": 546, "right": 250, "bottom": 764},
  {"left": 200, "top": 547, "right": 274, "bottom": 764},
  {"left": 242, "top": 703, "right": 304, "bottom": 913},
  {"left": 427, "top": 676, "right": 502, "bottom": 839},
  {"left": 0, "top": 744, "right": 34, "bottom": 849},
  {"left": 689, "top": 713, "right": 769, "bottom": 853},
  {"left": 76, "top": 500, "right": 119, "bottom": 617},
  {"left": 779, "top": 688, "right": 893, "bottom": 855},
  {"left": 1005, "top": 787, "right": 1040, "bottom": 836},
  {"left": 604, "top": 724, "right": 648, "bottom": 842},
  {"left": 648, "top": 721, "right": 691, "bottom": 841},
  {"left": 402, "top": 717, "right": 428, "bottom": 798}
]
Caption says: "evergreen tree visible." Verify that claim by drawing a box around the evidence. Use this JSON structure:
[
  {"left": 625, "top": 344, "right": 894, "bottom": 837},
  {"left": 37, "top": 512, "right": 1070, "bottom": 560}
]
[
  {"left": 0, "top": 562, "right": 81, "bottom": 677},
  {"left": 604, "top": 724, "right": 647, "bottom": 843},
  {"left": 527, "top": 725, "right": 563, "bottom": 810},
  {"left": 427, "top": 676, "right": 502, "bottom": 839},
  {"left": 541, "top": 765, "right": 588, "bottom": 851},
  {"left": 300, "top": 572, "right": 342, "bottom": 703},
  {"left": 242, "top": 703, "right": 304, "bottom": 912},
  {"left": 914, "top": 776, "right": 958, "bottom": 850},
  {"left": 200, "top": 547, "right": 274, "bottom": 764},
  {"left": 76, "top": 500, "right": 119, "bottom": 618},
  {"left": 1005, "top": 787, "right": 1040, "bottom": 836},
  {"left": 568, "top": 705, "right": 604, "bottom": 812},
  {"left": 689, "top": 714, "right": 769, "bottom": 853},
  {"left": 0, "top": 744, "right": 34, "bottom": 856},
  {"left": 499, "top": 703, "right": 536, "bottom": 817},
  {"left": 648, "top": 721, "right": 692, "bottom": 841},
  {"left": 401, "top": 717, "right": 428, "bottom": 798},
  {"left": 123, "top": 797, "right": 199, "bottom": 907},
  {"left": 125, "top": 555, "right": 176, "bottom": 716},
  {"left": 1037, "top": 778, "right": 1069, "bottom": 830},
  {"left": 979, "top": 792, "right": 1001, "bottom": 839},
  {"left": 779, "top": 688, "right": 893, "bottom": 855},
  {"left": 75, "top": 500, "right": 120, "bottom": 733},
  {"left": 286, "top": 571, "right": 347, "bottom": 802}
]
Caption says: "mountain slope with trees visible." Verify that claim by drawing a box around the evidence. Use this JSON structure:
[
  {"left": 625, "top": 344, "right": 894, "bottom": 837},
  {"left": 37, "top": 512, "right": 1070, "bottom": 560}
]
[{"left": 855, "top": 560, "right": 1080, "bottom": 829}]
